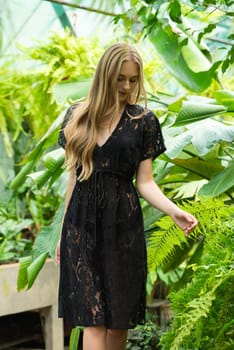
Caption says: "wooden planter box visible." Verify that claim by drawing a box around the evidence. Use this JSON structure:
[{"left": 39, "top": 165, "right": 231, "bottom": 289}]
[{"left": 0, "top": 259, "right": 64, "bottom": 350}]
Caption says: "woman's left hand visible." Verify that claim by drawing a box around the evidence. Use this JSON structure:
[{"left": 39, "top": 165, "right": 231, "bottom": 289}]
[{"left": 170, "top": 209, "right": 198, "bottom": 236}]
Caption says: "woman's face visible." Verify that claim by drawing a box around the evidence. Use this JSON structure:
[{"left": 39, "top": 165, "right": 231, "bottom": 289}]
[{"left": 117, "top": 60, "right": 139, "bottom": 106}]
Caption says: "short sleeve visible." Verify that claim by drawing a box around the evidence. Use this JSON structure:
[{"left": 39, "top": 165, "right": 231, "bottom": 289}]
[
  {"left": 141, "top": 110, "right": 166, "bottom": 160},
  {"left": 58, "top": 104, "right": 77, "bottom": 149}
]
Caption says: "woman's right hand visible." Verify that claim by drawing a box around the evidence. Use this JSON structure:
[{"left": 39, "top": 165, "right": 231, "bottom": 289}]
[{"left": 55, "top": 239, "right": 61, "bottom": 265}]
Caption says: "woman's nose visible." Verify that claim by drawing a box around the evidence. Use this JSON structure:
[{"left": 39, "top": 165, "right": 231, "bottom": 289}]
[{"left": 123, "top": 80, "right": 130, "bottom": 90}]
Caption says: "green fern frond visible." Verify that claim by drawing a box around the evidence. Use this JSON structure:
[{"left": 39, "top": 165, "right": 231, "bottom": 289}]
[
  {"left": 160, "top": 197, "right": 234, "bottom": 350},
  {"left": 147, "top": 220, "right": 189, "bottom": 272},
  {"left": 169, "top": 268, "right": 234, "bottom": 350},
  {"left": 147, "top": 197, "right": 233, "bottom": 275}
]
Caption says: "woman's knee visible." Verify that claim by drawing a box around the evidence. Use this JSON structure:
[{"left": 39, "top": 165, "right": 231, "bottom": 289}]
[{"left": 84, "top": 326, "right": 106, "bottom": 338}]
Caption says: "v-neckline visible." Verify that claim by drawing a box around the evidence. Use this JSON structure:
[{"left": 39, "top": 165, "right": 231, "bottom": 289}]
[{"left": 96, "top": 107, "right": 126, "bottom": 149}]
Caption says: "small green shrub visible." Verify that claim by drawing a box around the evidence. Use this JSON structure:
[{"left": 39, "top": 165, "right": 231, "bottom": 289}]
[
  {"left": 126, "top": 317, "right": 160, "bottom": 350},
  {"left": 158, "top": 198, "right": 234, "bottom": 350}
]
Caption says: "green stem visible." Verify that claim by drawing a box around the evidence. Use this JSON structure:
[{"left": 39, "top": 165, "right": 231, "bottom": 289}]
[
  {"left": 207, "top": 37, "right": 234, "bottom": 46},
  {"left": 45, "top": 0, "right": 120, "bottom": 17}
]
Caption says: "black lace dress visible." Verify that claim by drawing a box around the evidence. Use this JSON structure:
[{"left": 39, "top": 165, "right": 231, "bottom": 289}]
[{"left": 58, "top": 103, "right": 166, "bottom": 329}]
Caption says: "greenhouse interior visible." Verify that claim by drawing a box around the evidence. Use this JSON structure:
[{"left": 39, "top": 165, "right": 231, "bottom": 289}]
[{"left": 0, "top": 0, "right": 234, "bottom": 349}]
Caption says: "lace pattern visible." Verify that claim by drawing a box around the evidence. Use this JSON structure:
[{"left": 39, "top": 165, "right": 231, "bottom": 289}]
[{"left": 58, "top": 104, "right": 166, "bottom": 329}]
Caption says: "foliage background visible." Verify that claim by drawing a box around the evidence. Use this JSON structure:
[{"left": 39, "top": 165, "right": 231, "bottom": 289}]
[{"left": 0, "top": 0, "right": 233, "bottom": 349}]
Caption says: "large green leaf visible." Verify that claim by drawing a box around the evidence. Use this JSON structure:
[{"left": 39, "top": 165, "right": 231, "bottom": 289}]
[
  {"left": 174, "top": 101, "right": 227, "bottom": 126},
  {"left": 149, "top": 22, "right": 220, "bottom": 92},
  {"left": 173, "top": 180, "right": 208, "bottom": 199},
  {"left": 43, "top": 148, "right": 65, "bottom": 171},
  {"left": 165, "top": 119, "right": 234, "bottom": 157},
  {"left": 17, "top": 256, "right": 32, "bottom": 291},
  {"left": 17, "top": 253, "right": 48, "bottom": 291},
  {"left": 199, "top": 160, "right": 234, "bottom": 197},
  {"left": 27, "top": 170, "right": 56, "bottom": 189},
  {"left": 27, "top": 252, "right": 48, "bottom": 289},
  {"left": 10, "top": 108, "right": 67, "bottom": 190},
  {"left": 16, "top": 202, "right": 64, "bottom": 290},
  {"left": 11, "top": 79, "right": 92, "bottom": 190},
  {"left": 213, "top": 90, "right": 234, "bottom": 111},
  {"left": 52, "top": 80, "right": 91, "bottom": 104},
  {"left": 69, "top": 327, "right": 81, "bottom": 350},
  {"left": 10, "top": 160, "right": 35, "bottom": 189},
  {"left": 27, "top": 149, "right": 65, "bottom": 189},
  {"left": 33, "top": 201, "right": 65, "bottom": 260},
  {"left": 169, "top": 157, "right": 224, "bottom": 179},
  {"left": 164, "top": 131, "right": 192, "bottom": 158},
  {"left": 16, "top": 252, "right": 48, "bottom": 290},
  {"left": 187, "top": 119, "right": 234, "bottom": 155},
  {"left": 17, "top": 252, "right": 48, "bottom": 291}
]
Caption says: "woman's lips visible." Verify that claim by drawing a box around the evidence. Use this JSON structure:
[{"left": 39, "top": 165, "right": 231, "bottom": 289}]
[{"left": 119, "top": 91, "right": 128, "bottom": 97}]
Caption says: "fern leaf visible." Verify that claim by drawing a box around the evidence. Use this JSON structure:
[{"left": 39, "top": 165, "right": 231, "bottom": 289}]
[{"left": 170, "top": 271, "right": 231, "bottom": 350}]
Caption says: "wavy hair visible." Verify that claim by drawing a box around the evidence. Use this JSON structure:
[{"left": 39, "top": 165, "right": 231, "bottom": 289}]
[{"left": 64, "top": 42, "right": 147, "bottom": 181}]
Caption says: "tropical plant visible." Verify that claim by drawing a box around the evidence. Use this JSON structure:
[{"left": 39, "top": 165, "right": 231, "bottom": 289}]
[
  {"left": 1, "top": 2, "right": 232, "bottom": 349},
  {"left": 0, "top": 31, "right": 104, "bottom": 269},
  {"left": 0, "top": 213, "right": 33, "bottom": 264},
  {"left": 0, "top": 30, "right": 102, "bottom": 156},
  {"left": 126, "top": 315, "right": 160, "bottom": 350},
  {"left": 152, "top": 197, "right": 234, "bottom": 350},
  {"left": 3, "top": 0, "right": 232, "bottom": 312},
  {"left": 116, "top": 0, "right": 234, "bottom": 89},
  {"left": 14, "top": 77, "right": 234, "bottom": 292}
]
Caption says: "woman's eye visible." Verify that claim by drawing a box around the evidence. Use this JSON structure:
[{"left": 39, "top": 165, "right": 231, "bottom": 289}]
[{"left": 117, "top": 77, "right": 138, "bottom": 83}]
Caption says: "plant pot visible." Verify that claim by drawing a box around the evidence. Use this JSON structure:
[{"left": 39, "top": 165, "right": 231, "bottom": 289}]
[{"left": 0, "top": 259, "right": 63, "bottom": 350}]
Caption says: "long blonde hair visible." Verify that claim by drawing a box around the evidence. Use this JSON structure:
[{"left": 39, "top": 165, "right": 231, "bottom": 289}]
[{"left": 64, "top": 42, "right": 147, "bottom": 181}]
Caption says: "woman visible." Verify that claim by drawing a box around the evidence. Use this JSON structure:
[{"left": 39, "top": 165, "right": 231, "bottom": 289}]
[{"left": 56, "top": 42, "right": 197, "bottom": 350}]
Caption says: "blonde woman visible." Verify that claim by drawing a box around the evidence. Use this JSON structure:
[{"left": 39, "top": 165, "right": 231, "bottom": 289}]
[{"left": 56, "top": 43, "right": 197, "bottom": 350}]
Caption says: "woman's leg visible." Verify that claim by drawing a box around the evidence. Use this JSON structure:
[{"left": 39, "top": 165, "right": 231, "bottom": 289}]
[
  {"left": 83, "top": 326, "right": 106, "bottom": 350},
  {"left": 106, "top": 329, "right": 128, "bottom": 350}
]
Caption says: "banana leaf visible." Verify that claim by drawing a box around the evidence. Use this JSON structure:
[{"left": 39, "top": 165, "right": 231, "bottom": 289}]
[
  {"left": 17, "top": 252, "right": 48, "bottom": 290},
  {"left": 199, "top": 160, "right": 234, "bottom": 197},
  {"left": 164, "top": 118, "right": 234, "bottom": 159},
  {"left": 173, "top": 180, "right": 208, "bottom": 199},
  {"left": 27, "top": 149, "right": 65, "bottom": 189},
  {"left": 174, "top": 101, "right": 227, "bottom": 126},
  {"left": 33, "top": 201, "right": 65, "bottom": 260},
  {"left": 27, "top": 169, "right": 58, "bottom": 189},
  {"left": 149, "top": 22, "right": 220, "bottom": 92},
  {"left": 10, "top": 108, "right": 67, "bottom": 189},
  {"left": 10, "top": 79, "right": 90, "bottom": 190},
  {"left": 43, "top": 148, "right": 65, "bottom": 170},
  {"left": 187, "top": 119, "right": 234, "bottom": 155},
  {"left": 213, "top": 89, "right": 234, "bottom": 112},
  {"left": 168, "top": 157, "right": 224, "bottom": 180},
  {"left": 17, "top": 256, "right": 32, "bottom": 291},
  {"left": 17, "top": 202, "right": 64, "bottom": 290},
  {"left": 27, "top": 252, "right": 48, "bottom": 289}
]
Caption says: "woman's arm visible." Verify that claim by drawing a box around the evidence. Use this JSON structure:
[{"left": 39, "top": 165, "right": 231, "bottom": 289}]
[
  {"left": 55, "top": 167, "right": 77, "bottom": 264},
  {"left": 136, "top": 159, "right": 197, "bottom": 235}
]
